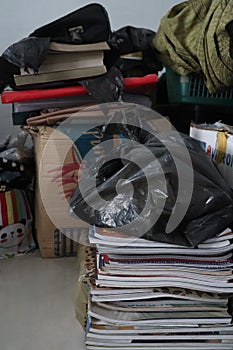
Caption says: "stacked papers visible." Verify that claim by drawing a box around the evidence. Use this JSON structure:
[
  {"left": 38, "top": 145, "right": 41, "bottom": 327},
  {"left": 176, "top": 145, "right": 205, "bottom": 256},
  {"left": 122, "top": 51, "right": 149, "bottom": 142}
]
[{"left": 83, "top": 227, "right": 233, "bottom": 350}]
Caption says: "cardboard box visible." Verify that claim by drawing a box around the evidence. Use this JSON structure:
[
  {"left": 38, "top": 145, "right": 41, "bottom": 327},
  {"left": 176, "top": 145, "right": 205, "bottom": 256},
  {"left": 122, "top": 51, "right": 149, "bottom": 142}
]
[
  {"left": 190, "top": 123, "right": 233, "bottom": 189},
  {"left": 27, "top": 106, "right": 135, "bottom": 257},
  {"left": 29, "top": 126, "right": 90, "bottom": 258}
]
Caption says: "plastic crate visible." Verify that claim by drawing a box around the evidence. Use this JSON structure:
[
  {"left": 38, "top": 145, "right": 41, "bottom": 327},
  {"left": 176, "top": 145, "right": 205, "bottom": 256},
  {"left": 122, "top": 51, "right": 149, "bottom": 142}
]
[{"left": 166, "top": 67, "right": 233, "bottom": 106}]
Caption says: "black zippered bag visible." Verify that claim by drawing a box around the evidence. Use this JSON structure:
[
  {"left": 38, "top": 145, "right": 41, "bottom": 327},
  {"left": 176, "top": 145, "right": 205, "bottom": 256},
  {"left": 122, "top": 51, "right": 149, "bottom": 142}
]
[{"left": 30, "top": 3, "right": 111, "bottom": 44}]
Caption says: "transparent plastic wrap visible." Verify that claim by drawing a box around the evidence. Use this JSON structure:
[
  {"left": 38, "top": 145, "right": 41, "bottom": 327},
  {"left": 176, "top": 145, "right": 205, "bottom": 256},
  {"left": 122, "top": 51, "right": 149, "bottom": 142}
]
[{"left": 69, "top": 105, "right": 233, "bottom": 247}]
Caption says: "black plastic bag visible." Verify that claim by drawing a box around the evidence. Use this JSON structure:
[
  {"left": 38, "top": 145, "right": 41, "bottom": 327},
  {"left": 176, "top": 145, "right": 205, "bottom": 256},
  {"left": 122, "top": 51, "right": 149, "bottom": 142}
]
[
  {"left": 109, "top": 26, "right": 156, "bottom": 56},
  {"left": 80, "top": 66, "right": 124, "bottom": 102},
  {"left": 69, "top": 106, "right": 233, "bottom": 247},
  {"left": 30, "top": 3, "right": 111, "bottom": 44},
  {"left": 0, "top": 130, "right": 34, "bottom": 190},
  {"left": 2, "top": 37, "right": 50, "bottom": 73},
  {"left": 108, "top": 26, "right": 163, "bottom": 75}
]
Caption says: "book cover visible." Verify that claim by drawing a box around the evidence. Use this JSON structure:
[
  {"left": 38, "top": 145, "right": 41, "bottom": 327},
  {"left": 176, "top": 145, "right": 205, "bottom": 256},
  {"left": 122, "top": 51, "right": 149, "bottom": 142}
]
[{"left": 14, "top": 65, "right": 107, "bottom": 86}]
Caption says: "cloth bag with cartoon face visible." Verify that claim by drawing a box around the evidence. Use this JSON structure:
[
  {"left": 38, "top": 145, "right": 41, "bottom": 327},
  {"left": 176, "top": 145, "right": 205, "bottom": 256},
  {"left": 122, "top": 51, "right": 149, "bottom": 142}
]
[{"left": 0, "top": 189, "right": 34, "bottom": 258}]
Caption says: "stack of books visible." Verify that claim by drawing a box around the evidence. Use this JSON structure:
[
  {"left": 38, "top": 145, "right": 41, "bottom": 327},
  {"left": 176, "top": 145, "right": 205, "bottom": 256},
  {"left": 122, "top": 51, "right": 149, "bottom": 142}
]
[
  {"left": 13, "top": 41, "right": 110, "bottom": 87},
  {"left": 1, "top": 74, "right": 158, "bottom": 126},
  {"left": 82, "top": 226, "right": 233, "bottom": 350}
]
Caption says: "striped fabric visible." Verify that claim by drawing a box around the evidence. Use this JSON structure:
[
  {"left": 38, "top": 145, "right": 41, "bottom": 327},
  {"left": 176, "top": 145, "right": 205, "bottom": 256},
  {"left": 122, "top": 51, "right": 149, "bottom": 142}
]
[{"left": 0, "top": 189, "right": 32, "bottom": 227}]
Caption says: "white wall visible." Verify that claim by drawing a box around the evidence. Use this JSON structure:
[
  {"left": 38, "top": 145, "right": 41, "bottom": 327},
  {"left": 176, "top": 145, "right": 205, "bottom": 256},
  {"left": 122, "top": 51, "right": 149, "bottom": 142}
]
[{"left": 0, "top": 0, "right": 179, "bottom": 136}]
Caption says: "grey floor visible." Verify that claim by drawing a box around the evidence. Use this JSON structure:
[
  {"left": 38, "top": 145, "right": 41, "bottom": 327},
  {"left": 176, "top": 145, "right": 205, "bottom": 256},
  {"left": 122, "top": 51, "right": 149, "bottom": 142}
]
[{"left": 0, "top": 251, "right": 86, "bottom": 350}]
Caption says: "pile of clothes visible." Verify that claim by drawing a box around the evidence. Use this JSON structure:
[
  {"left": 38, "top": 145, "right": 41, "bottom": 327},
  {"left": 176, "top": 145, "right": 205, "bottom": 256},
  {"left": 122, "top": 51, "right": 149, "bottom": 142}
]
[{"left": 153, "top": 0, "right": 233, "bottom": 93}]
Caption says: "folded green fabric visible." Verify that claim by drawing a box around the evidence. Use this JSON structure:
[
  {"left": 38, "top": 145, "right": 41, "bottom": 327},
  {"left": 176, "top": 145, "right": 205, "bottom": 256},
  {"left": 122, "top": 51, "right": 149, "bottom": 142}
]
[{"left": 153, "top": 0, "right": 233, "bottom": 93}]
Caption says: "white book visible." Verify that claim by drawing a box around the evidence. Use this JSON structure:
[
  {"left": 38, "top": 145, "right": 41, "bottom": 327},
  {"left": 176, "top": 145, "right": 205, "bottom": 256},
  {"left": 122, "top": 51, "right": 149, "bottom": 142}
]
[
  {"left": 89, "top": 286, "right": 229, "bottom": 303},
  {"left": 89, "top": 304, "right": 232, "bottom": 325},
  {"left": 200, "top": 228, "right": 233, "bottom": 243},
  {"left": 87, "top": 324, "right": 233, "bottom": 335},
  {"left": 102, "top": 252, "right": 233, "bottom": 262},
  {"left": 95, "top": 243, "right": 233, "bottom": 256},
  {"left": 89, "top": 284, "right": 152, "bottom": 295},
  {"left": 86, "top": 332, "right": 233, "bottom": 341},
  {"left": 96, "top": 301, "right": 226, "bottom": 313},
  {"left": 89, "top": 229, "right": 186, "bottom": 248},
  {"left": 97, "top": 271, "right": 231, "bottom": 283},
  {"left": 97, "top": 255, "right": 233, "bottom": 278},
  {"left": 86, "top": 344, "right": 233, "bottom": 350},
  {"left": 102, "top": 261, "right": 233, "bottom": 270},
  {"left": 100, "top": 265, "right": 233, "bottom": 276},
  {"left": 90, "top": 227, "right": 233, "bottom": 249},
  {"left": 95, "top": 279, "right": 233, "bottom": 294},
  {"left": 90, "top": 291, "right": 228, "bottom": 303}
]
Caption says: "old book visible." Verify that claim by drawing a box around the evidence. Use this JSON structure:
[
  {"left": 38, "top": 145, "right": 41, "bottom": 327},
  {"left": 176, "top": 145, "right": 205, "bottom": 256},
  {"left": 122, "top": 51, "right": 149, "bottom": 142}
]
[
  {"left": 20, "top": 51, "right": 105, "bottom": 75},
  {"left": 14, "top": 41, "right": 110, "bottom": 86},
  {"left": 49, "top": 41, "right": 110, "bottom": 52},
  {"left": 20, "top": 42, "right": 109, "bottom": 75},
  {"left": 14, "top": 65, "right": 107, "bottom": 86}
]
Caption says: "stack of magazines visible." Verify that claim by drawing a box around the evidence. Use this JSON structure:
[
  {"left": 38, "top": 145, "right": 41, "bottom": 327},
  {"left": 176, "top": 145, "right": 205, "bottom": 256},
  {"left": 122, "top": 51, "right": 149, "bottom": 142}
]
[{"left": 83, "top": 226, "right": 233, "bottom": 350}]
